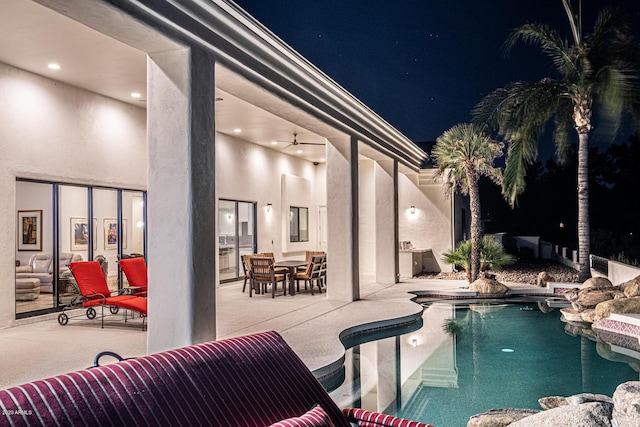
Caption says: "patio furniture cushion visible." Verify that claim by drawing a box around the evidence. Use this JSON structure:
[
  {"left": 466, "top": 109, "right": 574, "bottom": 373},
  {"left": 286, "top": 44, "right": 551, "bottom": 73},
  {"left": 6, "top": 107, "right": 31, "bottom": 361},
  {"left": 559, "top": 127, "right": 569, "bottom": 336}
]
[
  {"left": 0, "top": 331, "right": 433, "bottom": 427},
  {"left": 269, "top": 405, "right": 335, "bottom": 427}
]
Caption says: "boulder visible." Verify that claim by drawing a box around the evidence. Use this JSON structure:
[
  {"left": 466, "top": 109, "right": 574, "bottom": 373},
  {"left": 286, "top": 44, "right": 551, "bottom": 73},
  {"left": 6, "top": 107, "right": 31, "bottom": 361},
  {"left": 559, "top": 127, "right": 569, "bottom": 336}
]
[
  {"left": 595, "top": 297, "right": 640, "bottom": 320},
  {"left": 467, "top": 408, "right": 539, "bottom": 427},
  {"left": 538, "top": 396, "right": 568, "bottom": 410},
  {"left": 469, "top": 278, "right": 509, "bottom": 295},
  {"left": 537, "top": 271, "right": 556, "bottom": 288},
  {"left": 560, "top": 307, "right": 586, "bottom": 323},
  {"left": 573, "top": 288, "right": 624, "bottom": 311},
  {"left": 623, "top": 276, "right": 640, "bottom": 298},
  {"left": 564, "top": 288, "right": 580, "bottom": 304},
  {"left": 581, "top": 277, "right": 613, "bottom": 290},
  {"left": 613, "top": 381, "right": 640, "bottom": 427},
  {"left": 539, "top": 394, "right": 613, "bottom": 411},
  {"left": 580, "top": 309, "right": 597, "bottom": 323},
  {"left": 508, "top": 402, "right": 612, "bottom": 427}
]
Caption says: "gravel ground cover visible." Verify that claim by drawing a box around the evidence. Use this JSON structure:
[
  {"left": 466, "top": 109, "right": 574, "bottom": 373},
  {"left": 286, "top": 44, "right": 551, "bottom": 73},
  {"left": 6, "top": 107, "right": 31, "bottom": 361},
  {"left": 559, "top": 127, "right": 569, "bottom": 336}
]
[{"left": 416, "top": 259, "right": 580, "bottom": 285}]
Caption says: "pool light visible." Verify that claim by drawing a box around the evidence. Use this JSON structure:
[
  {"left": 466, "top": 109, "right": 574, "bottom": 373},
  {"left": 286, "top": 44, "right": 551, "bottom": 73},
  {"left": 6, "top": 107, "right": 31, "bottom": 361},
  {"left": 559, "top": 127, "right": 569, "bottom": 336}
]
[{"left": 501, "top": 348, "right": 515, "bottom": 353}]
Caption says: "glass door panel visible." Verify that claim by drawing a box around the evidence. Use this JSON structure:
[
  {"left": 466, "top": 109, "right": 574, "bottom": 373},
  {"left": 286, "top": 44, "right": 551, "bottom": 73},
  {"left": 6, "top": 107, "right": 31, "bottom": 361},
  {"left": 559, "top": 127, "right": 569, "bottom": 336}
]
[
  {"left": 237, "top": 201, "right": 255, "bottom": 268},
  {"left": 219, "top": 200, "right": 257, "bottom": 282},
  {"left": 16, "top": 181, "right": 54, "bottom": 315},
  {"left": 219, "top": 200, "right": 237, "bottom": 281},
  {"left": 59, "top": 185, "right": 90, "bottom": 306}
]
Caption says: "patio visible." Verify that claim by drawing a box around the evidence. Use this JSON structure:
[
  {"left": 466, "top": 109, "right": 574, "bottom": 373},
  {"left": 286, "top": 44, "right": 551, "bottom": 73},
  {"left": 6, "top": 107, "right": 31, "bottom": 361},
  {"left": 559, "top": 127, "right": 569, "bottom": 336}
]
[{"left": 0, "top": 278, "right": 474, "bottom": 390}]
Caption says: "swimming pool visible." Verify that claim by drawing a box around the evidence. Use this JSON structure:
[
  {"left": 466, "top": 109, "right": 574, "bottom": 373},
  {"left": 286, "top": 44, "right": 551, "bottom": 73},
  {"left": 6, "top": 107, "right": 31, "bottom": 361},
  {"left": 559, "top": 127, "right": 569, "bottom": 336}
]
[{"left": 329, "top": 299, "right": 640, "bottom": 427}]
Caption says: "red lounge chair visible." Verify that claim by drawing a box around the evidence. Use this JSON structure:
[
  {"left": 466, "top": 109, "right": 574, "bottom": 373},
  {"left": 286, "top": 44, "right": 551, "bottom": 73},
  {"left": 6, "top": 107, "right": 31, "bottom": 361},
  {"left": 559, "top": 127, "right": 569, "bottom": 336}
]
[
  {"left": 58, "top": 261, "right": 146, "bottom": 329},
  {"left": 119, "top": 257, "right": 148, "bottom": 296}
]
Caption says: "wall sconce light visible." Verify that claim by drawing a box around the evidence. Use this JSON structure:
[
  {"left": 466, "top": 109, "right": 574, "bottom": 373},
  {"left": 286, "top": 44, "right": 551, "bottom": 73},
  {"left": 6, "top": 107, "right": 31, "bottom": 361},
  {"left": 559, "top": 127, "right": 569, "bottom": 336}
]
[
  {"left": 227, "top": 212, "right": 232, "bottom": 220},
  {"left": 267, "top": 203, "right": 272, "bottom": 213},
  {"left": 410, "top": 206, "right": 416, "bottom": 214},
  {"left": 412, "top": 338, "right": 418, "bottom": 348}
]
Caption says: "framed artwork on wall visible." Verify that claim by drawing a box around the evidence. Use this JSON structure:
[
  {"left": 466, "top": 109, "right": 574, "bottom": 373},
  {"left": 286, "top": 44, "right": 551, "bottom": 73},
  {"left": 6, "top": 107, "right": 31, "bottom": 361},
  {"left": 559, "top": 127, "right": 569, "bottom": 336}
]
[
  {"left": 103, "top": 218, "right": 127, "bottom": 250},
  {"left": 70, "top": 217, "right": 97, "bottom": 251},
  {"left": 18, "top": 210, "right": 42, "bottom": 251}
]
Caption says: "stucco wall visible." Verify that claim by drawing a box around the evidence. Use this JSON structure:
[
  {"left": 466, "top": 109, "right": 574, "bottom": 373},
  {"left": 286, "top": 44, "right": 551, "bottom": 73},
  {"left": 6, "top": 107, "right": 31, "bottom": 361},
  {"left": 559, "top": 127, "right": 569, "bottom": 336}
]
[
  {"left": 398, "top": 174, "right": 453, "bottom": 273},
  {"left": 215, "top": 132, "right": 325, "bottom": 262},
  {"left": 0, "top": 62, "right": 147, "bottom": 327},
  {"left": 358, "top": 160, "right": 376, "bottom": 283}
]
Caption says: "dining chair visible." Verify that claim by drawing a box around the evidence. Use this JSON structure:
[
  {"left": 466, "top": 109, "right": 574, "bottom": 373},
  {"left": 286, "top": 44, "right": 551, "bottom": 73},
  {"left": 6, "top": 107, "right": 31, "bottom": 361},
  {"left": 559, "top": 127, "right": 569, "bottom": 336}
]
[
  {"left": 241, "top": 254, "right": 254, "bottom": 293},
  {"left": 249, "top": 257, "right": 287, "bottom": 298},
  {"left": 294, "top": 255, "right": 325, "bottom": 295}
]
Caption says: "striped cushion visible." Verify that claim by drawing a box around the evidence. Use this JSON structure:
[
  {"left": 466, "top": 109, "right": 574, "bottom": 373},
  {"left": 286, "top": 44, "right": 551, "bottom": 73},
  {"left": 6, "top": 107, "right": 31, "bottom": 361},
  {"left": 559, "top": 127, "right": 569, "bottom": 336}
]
[
  {"left": 0, "top": 331, "right": 350, "bottom": 427},
  {"left": 342, "top": 408, "right": 435, "bottom": 427},
  {"left": 269, "top": 405, "right": 335, "bottom": 427}
]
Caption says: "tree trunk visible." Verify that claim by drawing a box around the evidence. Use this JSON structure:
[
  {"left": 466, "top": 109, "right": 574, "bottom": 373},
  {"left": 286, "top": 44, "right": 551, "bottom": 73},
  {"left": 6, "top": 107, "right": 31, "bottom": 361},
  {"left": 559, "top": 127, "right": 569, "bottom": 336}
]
[
  {"left": 467, "top": 167, "right": 482, "bottom": 283},
  {"left": 577, "top": 131, "right": 591, "bottom": 281}
]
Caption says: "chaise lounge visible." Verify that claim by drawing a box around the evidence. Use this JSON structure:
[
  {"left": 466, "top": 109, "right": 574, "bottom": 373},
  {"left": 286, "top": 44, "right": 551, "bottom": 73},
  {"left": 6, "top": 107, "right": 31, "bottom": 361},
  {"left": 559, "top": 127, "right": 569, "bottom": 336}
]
[{"left": 0, "top": 331, "right": 433, "bottom": 426}]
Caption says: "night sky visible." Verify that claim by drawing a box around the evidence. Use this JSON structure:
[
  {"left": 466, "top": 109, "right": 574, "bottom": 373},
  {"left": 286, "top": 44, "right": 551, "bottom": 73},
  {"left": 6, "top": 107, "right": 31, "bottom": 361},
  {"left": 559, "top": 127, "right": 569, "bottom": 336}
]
[{"left": 234, "top": 0, "right": 640, "bottom": 151}]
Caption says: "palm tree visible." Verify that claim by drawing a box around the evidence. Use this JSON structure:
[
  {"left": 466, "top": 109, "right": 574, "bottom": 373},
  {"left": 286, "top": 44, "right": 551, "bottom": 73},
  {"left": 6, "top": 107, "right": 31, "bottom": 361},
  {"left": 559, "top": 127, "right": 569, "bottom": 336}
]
[
  {"left": 442, "top": 235, "right": 516, "bottom": 283},
  {"left": 432, "top": 123, "right": 503, "bottom": 282},
  {"left": 473, "top": 0, "right": 640, "bottom": 281}
]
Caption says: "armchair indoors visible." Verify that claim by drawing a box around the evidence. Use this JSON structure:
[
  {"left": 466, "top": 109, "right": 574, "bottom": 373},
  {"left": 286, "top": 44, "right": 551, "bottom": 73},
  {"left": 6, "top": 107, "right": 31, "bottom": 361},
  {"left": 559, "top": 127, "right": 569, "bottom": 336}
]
[{"left": 15, "top": 252, "right": 83, "bottom": 293}]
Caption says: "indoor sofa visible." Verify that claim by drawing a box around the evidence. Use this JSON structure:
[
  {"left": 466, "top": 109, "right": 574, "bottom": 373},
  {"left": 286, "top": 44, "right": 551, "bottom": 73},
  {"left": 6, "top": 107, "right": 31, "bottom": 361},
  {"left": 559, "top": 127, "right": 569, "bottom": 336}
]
[
  {"left": 15, "top": 253, "right": 83, "bottom": 292},
  {"left": 0, "top": 331, "right": 434, "bottom": 427}
]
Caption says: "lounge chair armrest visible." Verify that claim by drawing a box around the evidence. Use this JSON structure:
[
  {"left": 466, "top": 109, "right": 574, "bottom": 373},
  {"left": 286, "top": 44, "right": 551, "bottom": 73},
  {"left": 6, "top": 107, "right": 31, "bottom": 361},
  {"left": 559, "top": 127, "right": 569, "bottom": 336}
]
[{"left": 342, "top": 408, "right": 434, "bottom": 427}]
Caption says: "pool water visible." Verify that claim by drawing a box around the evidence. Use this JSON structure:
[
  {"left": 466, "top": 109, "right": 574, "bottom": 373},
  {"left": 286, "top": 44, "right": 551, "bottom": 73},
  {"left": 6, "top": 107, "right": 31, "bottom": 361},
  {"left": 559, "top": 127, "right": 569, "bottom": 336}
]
[{"left": 329, "top": 300, "right": 640, "bottom": 427}]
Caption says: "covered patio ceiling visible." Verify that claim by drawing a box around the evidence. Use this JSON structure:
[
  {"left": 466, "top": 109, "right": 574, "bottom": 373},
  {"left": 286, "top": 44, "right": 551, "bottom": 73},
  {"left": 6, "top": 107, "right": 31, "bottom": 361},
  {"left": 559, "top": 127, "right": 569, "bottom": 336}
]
[
  {"left": 1, "top": 0, "right": 423, "bottom": 173},
  {"left": 0, "top": 0, "right": 329, "bottom": 163}
]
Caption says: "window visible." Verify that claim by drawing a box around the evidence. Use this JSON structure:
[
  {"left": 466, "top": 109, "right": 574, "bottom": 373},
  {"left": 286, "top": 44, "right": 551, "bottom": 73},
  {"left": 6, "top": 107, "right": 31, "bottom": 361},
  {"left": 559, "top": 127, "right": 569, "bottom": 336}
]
[{"left": 289, "top": 206, "right": 308, "bottom": 242}]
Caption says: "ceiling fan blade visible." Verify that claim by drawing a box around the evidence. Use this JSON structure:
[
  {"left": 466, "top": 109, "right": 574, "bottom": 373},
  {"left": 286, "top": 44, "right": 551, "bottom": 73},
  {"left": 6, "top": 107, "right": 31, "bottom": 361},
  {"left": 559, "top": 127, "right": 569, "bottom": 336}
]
[
  {"left": 282, "top": 143, "right": 294, "bottom": 149},
  {"left": 299, "top": 142, "right": 325, "bottom": 146}
]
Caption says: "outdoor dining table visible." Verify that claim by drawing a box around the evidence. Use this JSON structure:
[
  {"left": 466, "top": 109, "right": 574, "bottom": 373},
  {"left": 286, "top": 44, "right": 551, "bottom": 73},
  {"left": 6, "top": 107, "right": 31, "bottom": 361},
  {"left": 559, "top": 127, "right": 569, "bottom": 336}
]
[{"left": 274, "top": 260, "right": 308, "bottom": 296}]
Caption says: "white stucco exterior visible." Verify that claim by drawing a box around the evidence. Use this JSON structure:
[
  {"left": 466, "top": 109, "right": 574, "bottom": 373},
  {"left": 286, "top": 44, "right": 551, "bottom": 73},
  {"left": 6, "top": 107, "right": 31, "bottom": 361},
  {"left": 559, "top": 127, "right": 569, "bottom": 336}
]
[{"left": 1, "top": 0, "right": 468, "bottom": 353}]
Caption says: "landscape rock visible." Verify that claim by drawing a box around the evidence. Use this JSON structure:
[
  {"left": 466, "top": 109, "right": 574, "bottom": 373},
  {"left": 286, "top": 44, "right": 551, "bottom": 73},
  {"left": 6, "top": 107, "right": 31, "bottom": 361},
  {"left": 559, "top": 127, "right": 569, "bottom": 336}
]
[
  {"left": 536, "top": 271, "right": 555, "bottom": 288},
  {"left": 466, "top": 408, "right": 539, "bottom": 427},
  {"left": 595, "top": 297, "right": 640, "bottom": 320},
  {"left": 581, "top": 308, "right": 597, "bottom": 323},
  {"left": 623, "top": 276, "right": 640, "bottom": 298},
  {"left": 508, "top": 402, "right": 612, "bottom": 426},
  {"left": 613, "top": 381, "right": 640, "bottom": 427},
  {"left": 469, "top": 278, "right": 509, "bottom": 295},
  {"left": 574, "top": 288, "right": 625, "bottom": 311},
  {"left": 564, "top": 288, "right": 580, "bottom": 304},
  {"left": 581, "top": 277, "right": 613, "bottom": 290},
  {"left": 538, "top": 396, "right": 568, "bottom": 410},
  {"left": 539, "top": 393, "right": 613, "bottom": 411},
  {"left": 560, "top": 307, "right": 586, "bottom": 323}
]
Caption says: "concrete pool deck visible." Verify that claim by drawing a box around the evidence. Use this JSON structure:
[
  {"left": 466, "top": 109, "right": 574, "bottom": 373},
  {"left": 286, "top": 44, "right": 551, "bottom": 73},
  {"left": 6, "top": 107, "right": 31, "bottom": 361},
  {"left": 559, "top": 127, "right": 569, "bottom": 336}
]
[{"left": 0, "top": 277, "right": 625, "bottom": 390}]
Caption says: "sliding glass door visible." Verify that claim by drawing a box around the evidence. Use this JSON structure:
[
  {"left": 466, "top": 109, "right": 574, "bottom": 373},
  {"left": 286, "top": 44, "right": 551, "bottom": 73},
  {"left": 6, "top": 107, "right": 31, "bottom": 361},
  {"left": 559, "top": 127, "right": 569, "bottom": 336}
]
[{"left": 219, "top": 200, "right": 256, "bottom": 282}]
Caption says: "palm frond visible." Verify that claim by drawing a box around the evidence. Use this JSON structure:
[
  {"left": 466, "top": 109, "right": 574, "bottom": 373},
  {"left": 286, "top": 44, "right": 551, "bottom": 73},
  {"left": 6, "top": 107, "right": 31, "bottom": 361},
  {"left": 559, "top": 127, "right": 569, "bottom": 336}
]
[{"left": 505, "top": 24, "right": 576, "bottom": 77}]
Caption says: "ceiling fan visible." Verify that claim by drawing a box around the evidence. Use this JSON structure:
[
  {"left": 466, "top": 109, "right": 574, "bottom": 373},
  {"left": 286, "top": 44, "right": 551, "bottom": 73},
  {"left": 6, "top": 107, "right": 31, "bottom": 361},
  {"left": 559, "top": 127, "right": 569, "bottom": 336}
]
[{"left": 280, "top": 132, "right": 325, "bottom": 149}]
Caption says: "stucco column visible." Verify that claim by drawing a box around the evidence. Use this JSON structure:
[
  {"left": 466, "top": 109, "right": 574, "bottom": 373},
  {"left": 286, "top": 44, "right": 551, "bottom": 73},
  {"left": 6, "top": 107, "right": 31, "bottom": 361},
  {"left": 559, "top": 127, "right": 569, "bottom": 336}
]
[
  {"left": 147, "top": 47, "right": 216, "bottom": 353},
  {"left": 326, "top": 136, "right": 359, "bottom": 301},
  {"left": 374, "top": 160, "right": 398, "bottom": 283}
]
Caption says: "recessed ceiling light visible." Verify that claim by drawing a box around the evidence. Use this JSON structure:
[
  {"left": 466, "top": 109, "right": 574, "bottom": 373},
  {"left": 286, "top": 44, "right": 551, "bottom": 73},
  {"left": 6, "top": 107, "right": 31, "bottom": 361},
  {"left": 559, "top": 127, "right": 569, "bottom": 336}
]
[
  {"left": 131, "top": 92, "right": 141, "bottom": 98},
  {"left": 48, "top": 63, "right": 60, "bottom": 70},
  {"left": 271, "top": 141, "right": 278, "bottom": 145},
  {"left": 233, "top": 128, "right": 241, "bottom": 133},
  {"left": 320, "top": 158, "right": 326, "bottom": 162},
  {"left": 296, "top": 150, "right": 302, "bottom": 154}
]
